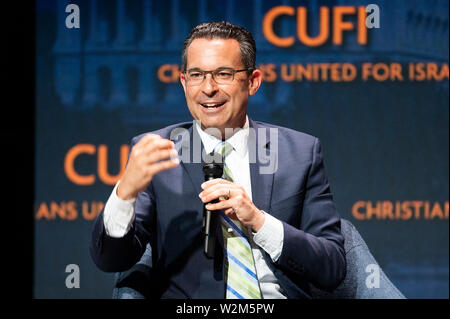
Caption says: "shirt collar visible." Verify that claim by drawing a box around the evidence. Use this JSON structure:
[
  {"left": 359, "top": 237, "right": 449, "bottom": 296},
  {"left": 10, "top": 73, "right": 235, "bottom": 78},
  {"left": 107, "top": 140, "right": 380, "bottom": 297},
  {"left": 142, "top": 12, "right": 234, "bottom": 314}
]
[{"left": 195, "top": 116, "right": 250, "bottom": 157}]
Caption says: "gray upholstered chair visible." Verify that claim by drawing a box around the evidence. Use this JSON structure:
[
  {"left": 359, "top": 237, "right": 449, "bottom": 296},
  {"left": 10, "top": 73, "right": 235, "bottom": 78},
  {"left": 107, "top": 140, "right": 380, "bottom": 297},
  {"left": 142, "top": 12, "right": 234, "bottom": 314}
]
[
  {"left": 308, "top": 219, "right": 405, "bottom": 298},
  {"left": 112, "top": 219, "right": 405, "bottom": 299}
]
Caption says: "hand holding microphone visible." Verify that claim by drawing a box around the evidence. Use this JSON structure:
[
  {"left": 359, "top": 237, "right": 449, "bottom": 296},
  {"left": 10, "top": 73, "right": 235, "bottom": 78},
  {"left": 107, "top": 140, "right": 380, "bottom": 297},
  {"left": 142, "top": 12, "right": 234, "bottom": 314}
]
[{"left": 199, "top": 180, "right": 266, "bottom": 233}]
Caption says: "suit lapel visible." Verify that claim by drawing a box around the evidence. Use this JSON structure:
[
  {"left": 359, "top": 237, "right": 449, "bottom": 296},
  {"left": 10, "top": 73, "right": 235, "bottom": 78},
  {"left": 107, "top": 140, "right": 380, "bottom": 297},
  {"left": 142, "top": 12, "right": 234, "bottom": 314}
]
[
  {"left": 248, "top": 120, "right": 283, "bottom": 290},
  {"left": 248, "top": 119, "right": 276, "bottom": 214},
  {"left": 172, "top": 122, "right": 205, "bottom": 196}
]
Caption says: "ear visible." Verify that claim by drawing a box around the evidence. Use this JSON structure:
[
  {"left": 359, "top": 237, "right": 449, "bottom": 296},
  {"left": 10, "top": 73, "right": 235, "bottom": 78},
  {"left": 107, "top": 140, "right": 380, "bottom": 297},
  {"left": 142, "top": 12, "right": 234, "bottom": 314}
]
[
  {"left": 180, "top": 72, "right": 187, "bottom": 93},
  {"left": 248, "top": 69, "right": 262, "bottom": 96}
]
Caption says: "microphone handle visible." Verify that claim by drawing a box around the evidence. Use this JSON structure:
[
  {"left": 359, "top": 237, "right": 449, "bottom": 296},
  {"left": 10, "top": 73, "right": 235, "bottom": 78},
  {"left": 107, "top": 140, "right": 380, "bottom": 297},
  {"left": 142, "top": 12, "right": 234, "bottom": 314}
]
[
  {"left": 204, "top": 178, "right": 218, "bottom": 258},
  {"left": 204, "top": 209, "right": 215, "bottom": 258}
]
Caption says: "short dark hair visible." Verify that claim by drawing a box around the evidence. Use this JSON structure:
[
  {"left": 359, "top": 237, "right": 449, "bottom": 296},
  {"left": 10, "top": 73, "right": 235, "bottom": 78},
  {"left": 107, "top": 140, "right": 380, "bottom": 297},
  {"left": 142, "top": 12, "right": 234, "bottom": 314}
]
[{"left": 181, "top": 21, "right": 256, "bottom": 72}]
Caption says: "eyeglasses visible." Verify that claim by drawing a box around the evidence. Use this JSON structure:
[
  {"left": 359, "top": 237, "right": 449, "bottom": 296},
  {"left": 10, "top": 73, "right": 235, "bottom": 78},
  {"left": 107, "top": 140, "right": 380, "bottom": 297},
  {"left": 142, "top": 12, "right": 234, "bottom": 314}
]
[{"left": 184, "top": 68, "right": 252, "bottom": 85}]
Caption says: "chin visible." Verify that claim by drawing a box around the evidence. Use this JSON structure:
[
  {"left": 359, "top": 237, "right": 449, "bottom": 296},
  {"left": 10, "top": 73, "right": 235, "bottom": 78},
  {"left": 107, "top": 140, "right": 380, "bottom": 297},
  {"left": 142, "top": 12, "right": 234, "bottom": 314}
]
[
  {"left": 201, "top": 121, "right": 227, "bottom": 130},
  {"left": 197, "top": 116, "right": 225, "bottom": 128}
]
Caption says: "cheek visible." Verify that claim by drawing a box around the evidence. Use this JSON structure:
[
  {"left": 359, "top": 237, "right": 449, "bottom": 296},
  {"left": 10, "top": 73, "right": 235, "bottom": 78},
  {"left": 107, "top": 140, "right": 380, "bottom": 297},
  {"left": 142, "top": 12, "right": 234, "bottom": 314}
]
[
  {"left": 185, "top": 88, "right": 199, "bottom": 107},
  {"left": 229, "top": 90, "right": 248, "bottom": 110},
  {"left": 184, "top": 91, "right": 200, "bottom": 118}
]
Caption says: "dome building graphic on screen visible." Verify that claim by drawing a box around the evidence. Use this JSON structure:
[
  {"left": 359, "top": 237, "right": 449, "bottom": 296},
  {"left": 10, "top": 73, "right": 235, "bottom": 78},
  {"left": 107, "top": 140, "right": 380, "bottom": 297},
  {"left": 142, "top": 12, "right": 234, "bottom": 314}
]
[{"left": 52, "top": 0, "right": 448, "bottom": 125}]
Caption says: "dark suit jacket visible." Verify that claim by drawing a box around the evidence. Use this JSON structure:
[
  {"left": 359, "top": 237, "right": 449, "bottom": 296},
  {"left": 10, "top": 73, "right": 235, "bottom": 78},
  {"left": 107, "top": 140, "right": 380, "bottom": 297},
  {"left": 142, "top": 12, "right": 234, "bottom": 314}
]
[{"left": 90, "top": 119, "right": 346, "bottom": 298}]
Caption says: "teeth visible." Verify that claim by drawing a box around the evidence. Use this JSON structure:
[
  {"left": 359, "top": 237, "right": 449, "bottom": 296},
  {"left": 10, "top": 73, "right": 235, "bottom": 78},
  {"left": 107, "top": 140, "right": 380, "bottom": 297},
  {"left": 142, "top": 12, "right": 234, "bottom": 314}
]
[{"left": 202, "top": 102, "right": 224, "bottom": 108}]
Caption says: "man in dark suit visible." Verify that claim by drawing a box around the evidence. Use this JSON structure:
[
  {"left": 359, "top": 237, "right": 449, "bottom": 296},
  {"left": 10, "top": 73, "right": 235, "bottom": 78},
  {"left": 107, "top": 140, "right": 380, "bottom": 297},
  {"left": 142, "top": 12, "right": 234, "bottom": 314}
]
[{"left": 90, "top": 21, "right": 346, "bottom": 299}]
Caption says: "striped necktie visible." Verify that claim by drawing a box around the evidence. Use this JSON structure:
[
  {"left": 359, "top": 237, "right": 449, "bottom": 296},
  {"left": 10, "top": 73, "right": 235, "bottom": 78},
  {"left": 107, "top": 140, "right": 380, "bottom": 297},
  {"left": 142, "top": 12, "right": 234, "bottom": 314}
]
[{"left": 214, "top": 141, "right": 262, "bottom": 299}]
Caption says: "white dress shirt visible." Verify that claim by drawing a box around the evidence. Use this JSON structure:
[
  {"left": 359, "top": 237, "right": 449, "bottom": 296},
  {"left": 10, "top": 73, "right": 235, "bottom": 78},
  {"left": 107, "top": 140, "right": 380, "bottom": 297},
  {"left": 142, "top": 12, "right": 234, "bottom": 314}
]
[{"left": 103, "top": 116, "right": 287, "bottom": 299}]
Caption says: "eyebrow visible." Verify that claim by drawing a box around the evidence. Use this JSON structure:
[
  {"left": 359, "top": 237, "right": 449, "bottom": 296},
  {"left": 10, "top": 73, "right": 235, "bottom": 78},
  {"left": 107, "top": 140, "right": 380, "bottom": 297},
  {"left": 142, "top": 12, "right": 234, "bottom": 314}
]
[{"left": 187, "top": 66, "right": 235, "bottom": 72}]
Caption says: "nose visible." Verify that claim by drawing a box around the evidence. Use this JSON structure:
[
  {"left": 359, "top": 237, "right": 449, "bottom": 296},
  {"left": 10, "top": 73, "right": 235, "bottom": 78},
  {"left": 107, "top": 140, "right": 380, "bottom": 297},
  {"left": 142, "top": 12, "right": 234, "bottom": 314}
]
[{"left": 201, "top": 73, "right": 218, "bottom": 97}]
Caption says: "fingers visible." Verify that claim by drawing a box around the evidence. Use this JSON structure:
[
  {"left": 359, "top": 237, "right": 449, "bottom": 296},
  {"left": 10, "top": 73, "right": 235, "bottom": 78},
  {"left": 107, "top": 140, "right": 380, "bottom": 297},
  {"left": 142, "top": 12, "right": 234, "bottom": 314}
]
[
  {"left": 201, "top": 180, "right": 238, "bottom": 210},
  {"left": 224, "top": 208, "right": 239, "bottom": 220},
  {"left": 145, "top": 147, "right": 178, "bottom": 164},
  {"left": 200, "top": 188, "right": 229, "bottom": 204},
  {"left": 141, "top": 134, "right": 179, "bottom": 174},
  {"left": 201, "top": 178, "right": 232, "bottom": 189},
  {"left": 133, "top": 134, "right": 177, "bottom": 164},
  {"left": 139, "top": 133, "right": 161, "bottom": 144},
  {"left": 128, "top": 134, "right": 179, "bottom": 181},
  {"left": 200, "top": 182, "right": 243, "bottom": 204},
  {"left": 149, "top": 157, "right": 180, "bottom": 176},
  {"left": 204, "top": 198, "right": 239, "bottom": 223},
  {"left": 205, "top": 198, "right": 232, "bottom": 211},
  {"left": 143, "top": 139, "right": 176, "bottom": 161},
  {"left": 224, "top": 207, "right": 235, "bottom": 215},
  {"left": 138, "top": 134, "right": 175, "bottom": 153}
]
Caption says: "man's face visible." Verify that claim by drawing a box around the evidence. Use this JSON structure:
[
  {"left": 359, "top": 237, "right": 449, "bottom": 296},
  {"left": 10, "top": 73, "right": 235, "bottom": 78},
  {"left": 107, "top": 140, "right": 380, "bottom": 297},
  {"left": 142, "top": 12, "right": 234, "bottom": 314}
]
[{"left": 180, "top": 38, "right": 261, "bottom": 134}]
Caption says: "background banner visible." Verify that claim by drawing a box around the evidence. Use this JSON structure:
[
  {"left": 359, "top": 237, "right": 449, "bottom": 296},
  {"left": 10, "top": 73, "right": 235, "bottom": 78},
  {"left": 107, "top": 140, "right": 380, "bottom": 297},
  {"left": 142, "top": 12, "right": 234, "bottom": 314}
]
[{"left": 35, "top": 0, "right": 448, "bottom": 298}]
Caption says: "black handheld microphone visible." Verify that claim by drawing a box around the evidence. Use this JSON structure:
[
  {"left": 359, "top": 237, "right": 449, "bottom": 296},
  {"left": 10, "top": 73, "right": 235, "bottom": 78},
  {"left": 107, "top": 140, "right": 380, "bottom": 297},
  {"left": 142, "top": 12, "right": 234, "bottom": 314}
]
[{"left": 202, "top": 160, "right": 223, "bottom": 258}]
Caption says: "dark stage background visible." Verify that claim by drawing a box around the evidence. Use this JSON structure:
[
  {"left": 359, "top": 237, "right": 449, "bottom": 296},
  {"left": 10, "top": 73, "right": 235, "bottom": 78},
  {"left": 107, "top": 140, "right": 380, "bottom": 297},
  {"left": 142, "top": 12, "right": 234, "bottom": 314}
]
[{"left": 34, "top": 0, "right": 448, "bottom": 298}]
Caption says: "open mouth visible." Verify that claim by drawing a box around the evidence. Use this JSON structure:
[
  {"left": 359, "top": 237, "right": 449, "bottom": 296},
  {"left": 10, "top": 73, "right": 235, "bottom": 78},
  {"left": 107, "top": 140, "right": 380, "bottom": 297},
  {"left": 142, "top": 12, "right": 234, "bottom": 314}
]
[{"left": 200, "top": 102, "right": 226, "bottom": 109}]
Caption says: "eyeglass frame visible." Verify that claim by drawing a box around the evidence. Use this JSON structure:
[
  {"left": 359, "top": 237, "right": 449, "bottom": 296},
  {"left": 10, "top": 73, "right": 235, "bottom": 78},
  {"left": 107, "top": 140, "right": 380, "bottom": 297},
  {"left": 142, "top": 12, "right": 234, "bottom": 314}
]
[{"left": 182, "top": 67, "right": 254, "bottom": 85}]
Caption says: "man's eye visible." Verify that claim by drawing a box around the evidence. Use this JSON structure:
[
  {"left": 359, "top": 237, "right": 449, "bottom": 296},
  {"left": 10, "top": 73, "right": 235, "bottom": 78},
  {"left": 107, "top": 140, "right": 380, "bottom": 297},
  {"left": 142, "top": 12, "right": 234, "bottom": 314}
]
[
  {"left": 189, "top": 72, "right": 202, "bottom": 78},
  {"left": 216, "top": 71, "right": 233, "bottom": 78}
]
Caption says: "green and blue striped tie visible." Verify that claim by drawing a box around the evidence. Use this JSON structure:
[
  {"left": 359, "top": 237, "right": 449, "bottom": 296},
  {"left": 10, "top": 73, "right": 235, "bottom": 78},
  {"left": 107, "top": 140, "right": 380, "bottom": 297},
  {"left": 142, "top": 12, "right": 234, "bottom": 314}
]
[{"left": 214, "top": 141, "right": 262, "bottom": 299}]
